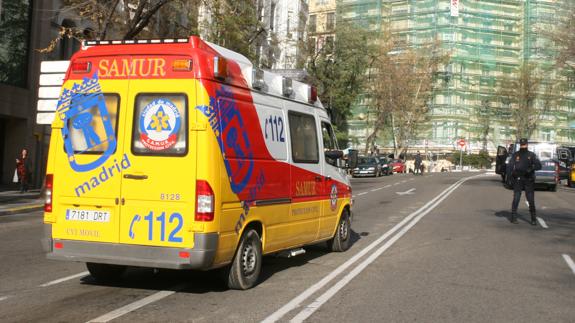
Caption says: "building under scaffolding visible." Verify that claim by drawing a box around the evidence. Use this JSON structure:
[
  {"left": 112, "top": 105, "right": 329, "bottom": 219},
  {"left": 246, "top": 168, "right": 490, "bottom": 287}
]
[{"left": 342, "top": 0, "right": 575, "bottom": 153}]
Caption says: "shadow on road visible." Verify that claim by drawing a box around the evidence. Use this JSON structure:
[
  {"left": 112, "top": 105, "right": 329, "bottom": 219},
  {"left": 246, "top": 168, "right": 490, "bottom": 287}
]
[{"left": 80, "top": 229, "right": 365, "bottom": 293}]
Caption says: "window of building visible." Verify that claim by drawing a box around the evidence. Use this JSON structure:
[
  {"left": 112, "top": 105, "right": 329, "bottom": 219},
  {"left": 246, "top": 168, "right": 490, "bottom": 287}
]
[
  {"left": 0, "top": 0, "right": 32, "bottom": 87},
  {"left": 325, "top": 35, "right": 334, "bottom": 52},
  {"left": 326, "top": 12, "right": 335, "bottom": 31},
  {"left": 309, "top": 15, "right": 317, "bottom": 33},
  {"left": 270, "top": 3, "right": 276, "bottom": 31}
]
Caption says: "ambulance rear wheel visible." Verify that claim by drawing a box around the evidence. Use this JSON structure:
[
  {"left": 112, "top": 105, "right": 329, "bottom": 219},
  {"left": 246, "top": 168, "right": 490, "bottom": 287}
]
[
  {"left": 86, "top": 262, "right": 126, "bottom": 283},
  {"left": 227, "top": 229, "right": 262, "bottom": 290},
  {"left": 328, "top": 209, "right": 351, "bottom": 252}
]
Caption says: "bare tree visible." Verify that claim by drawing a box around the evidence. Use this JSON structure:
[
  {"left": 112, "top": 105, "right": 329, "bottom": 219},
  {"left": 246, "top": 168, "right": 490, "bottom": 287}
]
[
  {"left": 497, "top": 63, "right": 556, "bottom": 139},
  {"left": 366, "top": 33, "right": 447, "bottom": 157}
]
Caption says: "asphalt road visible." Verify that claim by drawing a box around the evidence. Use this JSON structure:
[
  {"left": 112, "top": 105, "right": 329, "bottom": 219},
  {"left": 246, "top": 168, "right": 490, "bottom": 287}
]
[{"left": 0, "top": 172, "right": 574, "bottom": 322}]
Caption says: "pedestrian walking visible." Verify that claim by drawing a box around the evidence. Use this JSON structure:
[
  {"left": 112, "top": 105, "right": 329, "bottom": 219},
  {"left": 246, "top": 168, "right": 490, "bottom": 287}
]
[
  {"left": 510, "top": 139, "right": 542, "bottom": 225},
  {"left": 414, "top": 151, "right": 422, "bottom": 175},
  {"left": 15, "top": 148, "right": 32, "bottom": 193}
]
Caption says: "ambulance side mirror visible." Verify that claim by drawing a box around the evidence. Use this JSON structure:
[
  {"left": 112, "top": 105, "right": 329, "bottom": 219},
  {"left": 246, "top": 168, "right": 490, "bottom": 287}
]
[{"left": 325, "top": 150, "right": 343, "bottom": 160}]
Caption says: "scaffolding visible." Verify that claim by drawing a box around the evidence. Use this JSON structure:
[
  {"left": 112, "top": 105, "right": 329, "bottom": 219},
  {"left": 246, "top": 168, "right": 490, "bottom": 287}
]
[{"left": 341, "top": 0, "right": 575, "bottom": 152}]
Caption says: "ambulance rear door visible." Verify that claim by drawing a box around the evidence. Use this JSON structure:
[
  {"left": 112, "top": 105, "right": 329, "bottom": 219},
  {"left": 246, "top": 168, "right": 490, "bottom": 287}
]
[
  {"left": 118, "top": 73, "right": 197, "bottom": 248},
  {"left": 51, "top": 68, "right": 128, "bottom": 244}
]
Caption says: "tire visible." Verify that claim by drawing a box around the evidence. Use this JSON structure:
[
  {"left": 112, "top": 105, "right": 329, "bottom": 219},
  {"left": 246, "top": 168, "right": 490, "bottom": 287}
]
[
  {"left": 227, "top": 229, "right": 262, "bottom": 290},
  {"left": 327, "top": 209, "right": 351, "bottom": 252},
  {"left": 549, "top": 184, "right": 557, "bottom": 192},
  {"left": 569, "top": 176, "right": 574, "bottom": 188},
  {"left": 86, "top": 262, "right": 126, "bottom": 283},
  {"left": 501, "top": 174, "right": 505, "bottom": 183}
]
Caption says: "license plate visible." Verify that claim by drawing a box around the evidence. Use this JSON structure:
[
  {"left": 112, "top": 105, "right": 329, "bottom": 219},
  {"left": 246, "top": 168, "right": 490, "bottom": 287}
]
[
  {"left": 66, "top": 209, "right": 111, "bottom": 222},
  {"left": 360, "top": 171, "right": 369, "bottom": 174}
]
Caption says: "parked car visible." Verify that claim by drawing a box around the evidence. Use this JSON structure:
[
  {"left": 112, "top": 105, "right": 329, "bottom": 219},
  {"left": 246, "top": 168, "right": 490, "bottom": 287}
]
[
  {"left": 390, "top": 159, "right": 406, "bottom": 174},
  {"left": 352, "top": 156, "right": 382, "bottom": 177},
  {"left": 378, "top": 156, "right": 392, "bottom": 175},
  {"left": 496, "top": 141, "right": 572, "bottom": 191}
]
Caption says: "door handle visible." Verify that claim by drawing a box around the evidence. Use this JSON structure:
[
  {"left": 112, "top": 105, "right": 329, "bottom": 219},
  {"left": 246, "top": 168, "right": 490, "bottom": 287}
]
[{"left": 123, "top": 174, "right": 148, "bottom": 180}]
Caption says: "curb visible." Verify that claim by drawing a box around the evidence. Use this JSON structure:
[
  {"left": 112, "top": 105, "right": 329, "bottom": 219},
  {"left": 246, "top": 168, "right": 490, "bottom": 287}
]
[{"left": 0, "top": 204, "right": 44, "bottom": 216}]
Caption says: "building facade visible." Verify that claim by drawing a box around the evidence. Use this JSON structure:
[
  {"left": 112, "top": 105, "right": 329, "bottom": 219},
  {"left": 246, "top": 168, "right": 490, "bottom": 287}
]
[
  {"left": 342, "top": 0, "right": 575, "bottom": 153},
  {"left": 308, "top": 0, "right": 337, "bottom": 56},
  {"left": 0, "top": 1, "right": 54, "bottom": 187}
]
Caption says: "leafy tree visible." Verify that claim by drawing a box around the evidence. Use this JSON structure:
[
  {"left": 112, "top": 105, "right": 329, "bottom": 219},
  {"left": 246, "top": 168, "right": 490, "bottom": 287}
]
[{"left": 305, "top": 20, "right": 376, "bottom": 147}]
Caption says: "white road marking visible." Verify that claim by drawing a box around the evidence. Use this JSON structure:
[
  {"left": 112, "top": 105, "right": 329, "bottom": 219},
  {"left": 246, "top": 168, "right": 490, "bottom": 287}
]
[
  {"left": 371, "top": 188, "right": 383, "bottom": 192},
  {"left": 40, "top": 271, "right": 89, "bottom": 287},
  {"left": 396, "top": 188, "right": 416, "bottom": 196},
  {"left": 262, "top": 175, "right": 479, "bottom": 323},
  {"left": 562, "top": 254, "right": 575, "bottom": 275},
  {"left": 0, "top": 295, "right": 9, "bottom": 302},
  {"left": 393, "top": 182, "right": 400, "bottom": 185},
  {"left": 86, "top": 290, "right": 177, "bottom": 323},
  {"left": 383, "top": 185, "right": 391, "bottom": 188},
  {"left": 357, "top": 192, "right": 368, "bottom": 196},
  {"left": 536, "top": 217, "right": 548, "bottom": 229},
  {"left": 289, "top": 176, "right": 472, "bottom": 322}
]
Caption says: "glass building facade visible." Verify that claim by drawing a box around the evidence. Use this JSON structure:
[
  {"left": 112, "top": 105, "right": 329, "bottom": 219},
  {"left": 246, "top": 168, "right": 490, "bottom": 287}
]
[
  {"left": 0, "top": 0, "right": 32, "bottom": 88},
  {"left": 341, "top": 0, "right": 575, "bottom": 152}
]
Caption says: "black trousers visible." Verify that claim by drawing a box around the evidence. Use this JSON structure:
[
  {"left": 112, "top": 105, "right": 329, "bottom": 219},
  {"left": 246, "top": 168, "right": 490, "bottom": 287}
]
[{"left": 512, "top": 177, "right": 535, "bottom": 214}]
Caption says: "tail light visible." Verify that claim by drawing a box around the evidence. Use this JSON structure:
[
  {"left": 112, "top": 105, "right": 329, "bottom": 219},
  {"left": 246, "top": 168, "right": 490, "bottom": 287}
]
[
  {"left": 71, "top": 61, "right": 91, "bottom": 73},
  {"left": 45, "top": 174, "right": 53, "bottom": 212},
  {"left": 195, "top": 180, "right": 214, "bottom": 221}
]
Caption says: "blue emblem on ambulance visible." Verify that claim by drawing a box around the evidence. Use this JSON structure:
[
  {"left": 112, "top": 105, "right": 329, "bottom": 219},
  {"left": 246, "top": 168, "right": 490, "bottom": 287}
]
[
  {"left": 139, "top": 99, "right": 181, "bottom": 151},
  {"left": 57, "top": 73, "right": 117, "bottom": 172}
]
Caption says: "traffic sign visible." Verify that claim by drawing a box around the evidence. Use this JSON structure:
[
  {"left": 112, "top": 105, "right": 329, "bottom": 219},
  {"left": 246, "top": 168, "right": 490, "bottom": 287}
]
[{"left": 457, "top": 138, "right": 466, "bottom": 148}]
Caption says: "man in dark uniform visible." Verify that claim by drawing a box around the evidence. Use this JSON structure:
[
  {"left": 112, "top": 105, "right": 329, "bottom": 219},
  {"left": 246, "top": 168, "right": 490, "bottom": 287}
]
[
  {"left": 510, "top": 138, "right": 542, "bottom": 225},
  {"left": 414, "top": 151, "right": 422, "bottom": 175}
]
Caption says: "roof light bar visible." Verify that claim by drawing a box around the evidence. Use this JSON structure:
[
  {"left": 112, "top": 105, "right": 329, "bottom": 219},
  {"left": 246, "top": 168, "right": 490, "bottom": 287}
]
[
  {"left": 82, "top": 38, "right": 190, "bottom": 46},
  {"left": 282, "top": 77, "right": 293, "bottom": 97}
]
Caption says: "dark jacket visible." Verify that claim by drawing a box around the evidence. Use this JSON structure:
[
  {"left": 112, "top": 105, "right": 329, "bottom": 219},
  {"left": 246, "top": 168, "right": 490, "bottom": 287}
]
[{"left": 511, "top": 149, "right": 542, "bottom": 180}]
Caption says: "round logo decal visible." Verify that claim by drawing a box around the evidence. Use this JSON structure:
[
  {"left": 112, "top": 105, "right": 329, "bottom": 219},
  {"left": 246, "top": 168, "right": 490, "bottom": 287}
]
[
  {"left": 139, "top": 99, "right": 181, "bottom": 151},
  {"left": 330, "top": 184, "right": 338, "bottom": 211}
]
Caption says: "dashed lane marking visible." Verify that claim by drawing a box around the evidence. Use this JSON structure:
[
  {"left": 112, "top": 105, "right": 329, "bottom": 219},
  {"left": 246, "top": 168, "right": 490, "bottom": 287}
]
[
  {"left": 383, "top": 185, "right": 391, "bottom": 188},
  {"left": 40, "top": 271, "right": 89, "bottom": 287},
  {"left": 86, "top": 289, "right": 180, "bottom": 323},
  {"left": 357, "top": 192, "right": 368, "bottom": 196},
  {"left": 536, "top": 217, "right": 548, "bottom": 229},
  {"left": 0, "top": 295, "right": 9, "bottom": 302},
  {"left": 371, "top": 188, "right": 383, "bottom": 192},
  {"left": 562, "top": 254, "right": 575, "bottom": 275}
]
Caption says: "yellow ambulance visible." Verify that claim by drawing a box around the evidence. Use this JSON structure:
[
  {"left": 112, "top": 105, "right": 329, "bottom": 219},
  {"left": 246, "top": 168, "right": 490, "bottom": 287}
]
[{"left": 43, "top": 37, "right": 356, "bottom": 289}]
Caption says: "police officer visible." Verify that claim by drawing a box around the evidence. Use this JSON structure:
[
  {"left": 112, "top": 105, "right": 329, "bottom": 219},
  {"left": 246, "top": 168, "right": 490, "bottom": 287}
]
[
  {"left": 414, "top": 151, "right": 422, "bottom": 175},
  {"left": 510, "top": 138, "right": 542, "bottom": 225}
]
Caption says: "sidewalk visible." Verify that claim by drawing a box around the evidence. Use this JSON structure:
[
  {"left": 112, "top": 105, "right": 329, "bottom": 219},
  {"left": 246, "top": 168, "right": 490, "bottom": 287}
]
[{"left": 0, "top": 189, "right": 43, "bottom": 216}]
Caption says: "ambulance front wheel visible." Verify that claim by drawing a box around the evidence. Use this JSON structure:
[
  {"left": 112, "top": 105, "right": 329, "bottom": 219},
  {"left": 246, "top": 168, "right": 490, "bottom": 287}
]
[
  {"left": 86, "top": 262, "right": 126, "bottom": 283},
  {"left": 227, "top": 228, "right": 262, "bottom": 290},
  {"left": 328, "top": 209, "right": 351, "bottom": 252}
]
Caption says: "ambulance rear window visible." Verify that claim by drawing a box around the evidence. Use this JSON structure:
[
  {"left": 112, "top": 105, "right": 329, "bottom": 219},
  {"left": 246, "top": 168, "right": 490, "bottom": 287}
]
[
  {"left": 132, "top": 94, "right": 188, "bottom": 156},
  {"left": 65, "top": 94, "right": 119, "bottom": 154}
]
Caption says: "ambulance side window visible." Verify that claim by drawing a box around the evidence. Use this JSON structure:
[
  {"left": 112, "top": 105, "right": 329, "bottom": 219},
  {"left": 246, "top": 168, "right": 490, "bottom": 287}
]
[
  {"left": 132, "top": 94, "right": 188, "bottom": 156},
  {"left": 288, "top": 111, "right": 319, "bottom": 164},
  {"left": 66, "top": 94, "right": 119, "bottom": 154},
  {"left": 321, "top": 121, "right": 338, "bottom": 167}
]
